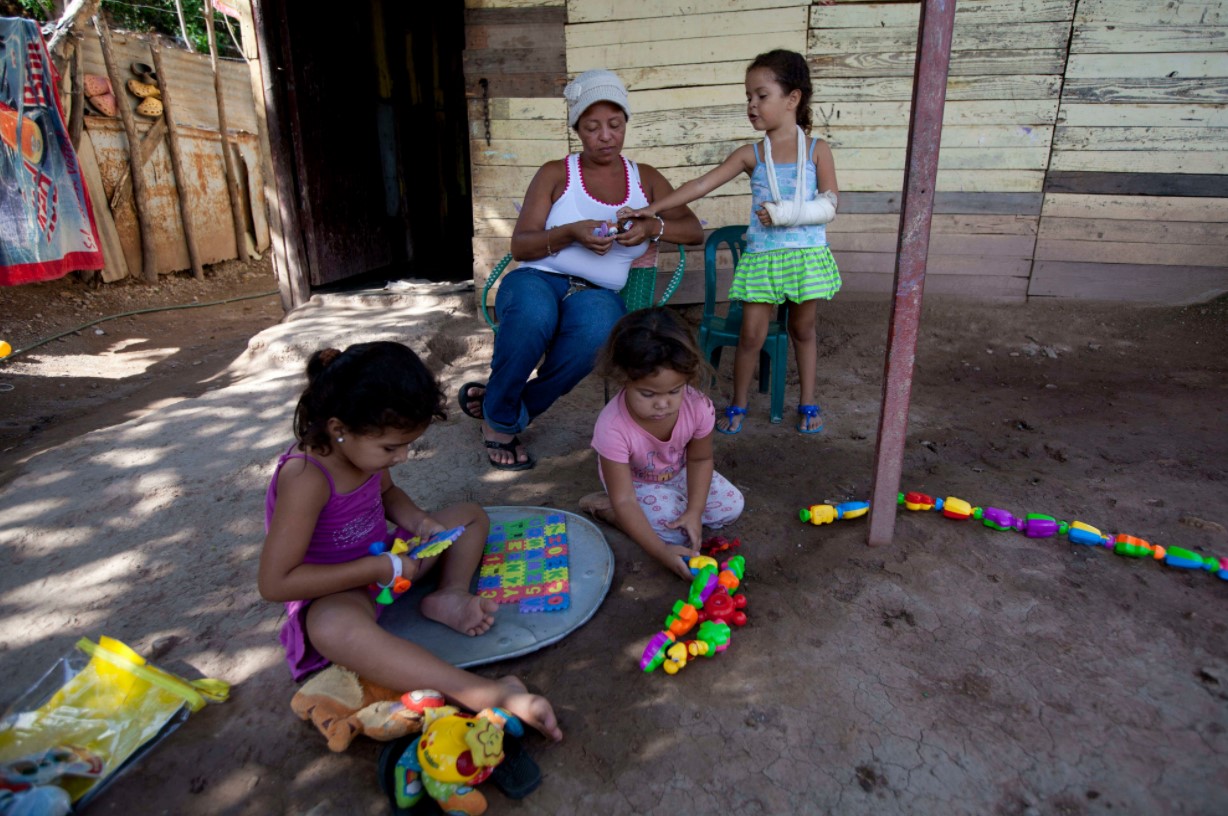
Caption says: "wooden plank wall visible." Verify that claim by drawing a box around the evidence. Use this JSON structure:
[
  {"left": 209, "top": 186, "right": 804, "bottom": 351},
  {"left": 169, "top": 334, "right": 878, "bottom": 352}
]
[
  {"left": 810, "top": 0, "right": 1073, "bottom": 301},
  {"left": 465, "top": 0, "right": 568, "bottom": 293},
  {"left": 465, "top": 0, "right": 1228, "bottom": 305},
  {"left": 1034, "top": 0, "right": 1228, "bottom": 302}
]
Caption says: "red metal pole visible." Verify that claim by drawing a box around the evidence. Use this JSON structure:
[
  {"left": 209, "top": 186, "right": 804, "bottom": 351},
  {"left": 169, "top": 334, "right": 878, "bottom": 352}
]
[{"left": 867, "top": 0, "right": 956, "bottom": 546}]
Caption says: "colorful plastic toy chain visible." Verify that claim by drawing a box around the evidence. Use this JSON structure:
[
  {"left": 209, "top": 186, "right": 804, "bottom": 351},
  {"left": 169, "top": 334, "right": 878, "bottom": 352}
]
[
  {"left": 798, "top": 493, "right": 1228, "bottom": 581},
  {"left": 364, "top": 526, "right": 467, "bottom": 605},
  {"left": 639, "top": 551, "right": 747, "bottom": 675}
]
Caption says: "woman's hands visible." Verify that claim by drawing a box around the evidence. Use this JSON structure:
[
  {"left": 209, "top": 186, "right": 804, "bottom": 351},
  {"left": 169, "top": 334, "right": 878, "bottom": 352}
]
[{"left": 569, "top": 219, "right": 620, "bottom": 255}]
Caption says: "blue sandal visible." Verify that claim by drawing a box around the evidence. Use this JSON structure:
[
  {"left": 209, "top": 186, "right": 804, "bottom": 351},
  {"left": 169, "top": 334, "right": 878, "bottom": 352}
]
[
  {"left": 797, "top": 404, "right": 824, "bottom": 434},
  {"left": 716, "top": 405, "right": 747, "bottom": 435}
]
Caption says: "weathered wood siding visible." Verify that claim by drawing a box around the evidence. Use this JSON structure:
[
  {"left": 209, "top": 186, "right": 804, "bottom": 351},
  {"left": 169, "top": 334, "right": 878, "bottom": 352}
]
[
  {"left": 1035, "top": 0, "right": 1228, "bottom": 302},
  {"left": 465, "top": 0, "right": 568, "bottom": 295},
  {"left": 810, "top": 0, "right": 1071, "bottom": 301},
  {"left": 465, "top": 0, "right": 1228, "bottom": 304}
]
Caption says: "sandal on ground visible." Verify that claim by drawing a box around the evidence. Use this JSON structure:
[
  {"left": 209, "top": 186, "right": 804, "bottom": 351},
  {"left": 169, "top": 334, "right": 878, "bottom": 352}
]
[
  {"left": 797, "top": 404, "right": 824, "bottom": 434},
  {"left": 490, "top": 731, "right": 543, "bottom": 799},
  {"left": 457, "top": 381, "right": 486, "bottom": 420},
  {"left": 715, "top": 405, "right": 747, "bottom": 435},
  {"left": 485, "top": 435, "right": 535, "bottom": 471}
]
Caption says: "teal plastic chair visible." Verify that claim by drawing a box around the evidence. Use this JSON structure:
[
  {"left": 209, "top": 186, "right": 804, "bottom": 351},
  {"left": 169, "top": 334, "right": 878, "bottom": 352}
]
[
  {"left": 698, "top": 225, "right": 788, "bottom": 424},
  {"left": 480, "top": 246, "right": 687, "bottom": 331}
]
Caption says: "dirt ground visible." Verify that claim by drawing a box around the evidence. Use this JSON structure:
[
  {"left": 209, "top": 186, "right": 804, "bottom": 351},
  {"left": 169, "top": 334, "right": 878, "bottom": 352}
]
[{"left": 1, "top": 257, "right": 1226, "bottom": 816}]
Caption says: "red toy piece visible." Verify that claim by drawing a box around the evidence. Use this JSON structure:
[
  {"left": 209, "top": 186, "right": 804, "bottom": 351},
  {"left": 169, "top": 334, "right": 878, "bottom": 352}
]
[
  {"left": 701, "top": 535, "right": 741, "bottom": 556},
  {"left": 696, "top": 585, "right": 747, "bottom": 627}
]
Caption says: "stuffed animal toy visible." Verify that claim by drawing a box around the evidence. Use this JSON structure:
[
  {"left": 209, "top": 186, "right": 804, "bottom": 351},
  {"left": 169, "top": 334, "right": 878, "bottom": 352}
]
[
  {"left": 386, "top": 702, "right": 524, "bottom": 816},
  {"left": 289, "top": 665, "right": 441, "bottom": 752}
]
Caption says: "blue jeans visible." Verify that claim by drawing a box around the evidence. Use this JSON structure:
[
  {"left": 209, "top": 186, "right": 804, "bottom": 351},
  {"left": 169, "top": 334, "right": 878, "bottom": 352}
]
[{"left": 483, "top": 267, "right": 627, "bottom": 434}]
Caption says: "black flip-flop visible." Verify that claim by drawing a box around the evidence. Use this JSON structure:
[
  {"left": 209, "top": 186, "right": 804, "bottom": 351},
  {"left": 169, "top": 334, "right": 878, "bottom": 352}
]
[
  {"left": 458, "top": 382, "right": 486, "bottom": 420},
  {"left": 484, "top": 436, "right": 535, "bottom": 471},
  {"left": 490, "top": 732, "right": 543, "bottom": 799}
]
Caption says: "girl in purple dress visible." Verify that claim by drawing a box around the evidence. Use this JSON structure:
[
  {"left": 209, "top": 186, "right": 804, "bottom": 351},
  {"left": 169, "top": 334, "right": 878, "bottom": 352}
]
[{"left": 259, "top": 341, "right": 561, "bottom": 741}]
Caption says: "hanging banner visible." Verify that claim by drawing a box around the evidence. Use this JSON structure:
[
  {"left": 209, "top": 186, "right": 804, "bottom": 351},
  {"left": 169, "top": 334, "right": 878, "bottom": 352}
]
[{"left": 0, "top": 17, "right": 103, "bottom": 286}]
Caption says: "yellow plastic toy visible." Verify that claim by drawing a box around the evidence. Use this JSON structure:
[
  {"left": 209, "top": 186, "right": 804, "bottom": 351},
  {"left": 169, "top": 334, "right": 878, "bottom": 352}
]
[
  {"left": 388, "top": 703, "right": 524, "bottom": 815},
  {"left": 0, "top": 637, "right": 228, "bottom": 805}
]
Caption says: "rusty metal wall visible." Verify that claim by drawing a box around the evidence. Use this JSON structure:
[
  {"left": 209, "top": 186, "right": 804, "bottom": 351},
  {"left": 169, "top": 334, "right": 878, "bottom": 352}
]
[
  {"left": 76, "top": 31, "right": 267, "bottom": 278},
  {"left": 86, "top": 119, "right": 268, "bottom": 278}
]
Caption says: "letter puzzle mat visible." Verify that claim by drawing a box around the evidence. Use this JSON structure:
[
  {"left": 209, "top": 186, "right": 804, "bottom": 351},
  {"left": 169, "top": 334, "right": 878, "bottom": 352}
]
[{"left": 477, "top": 512, "right": 571, "bottom": 613}]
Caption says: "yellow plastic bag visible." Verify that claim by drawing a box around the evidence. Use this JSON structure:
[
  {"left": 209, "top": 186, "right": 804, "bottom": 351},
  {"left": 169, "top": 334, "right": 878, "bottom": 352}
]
[{"left": 0, "top": 636, "right": 228, "bottom": 806}]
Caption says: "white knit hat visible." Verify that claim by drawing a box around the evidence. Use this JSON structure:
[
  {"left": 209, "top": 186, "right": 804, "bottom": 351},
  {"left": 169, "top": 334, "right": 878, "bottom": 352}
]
[{"left": 564, "top": 69, "right": 630, "bottom": 127}]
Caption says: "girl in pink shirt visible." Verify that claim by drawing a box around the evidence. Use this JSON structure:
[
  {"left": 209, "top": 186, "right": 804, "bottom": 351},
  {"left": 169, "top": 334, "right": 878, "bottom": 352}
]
[{"left": 585, "top": 309, "right": 744, "bottom": 580}]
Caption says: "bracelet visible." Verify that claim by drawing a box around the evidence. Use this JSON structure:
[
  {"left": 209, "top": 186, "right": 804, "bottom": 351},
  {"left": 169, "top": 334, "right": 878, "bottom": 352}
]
[
  {"left": 545, "top": 227, "right": 557, "bottom": 257},
  {"left": 651, "top": 215, "right": 665, "bottom": 244},
  {"left": 378, "top": 551, "right": 402, "bottom": 588}
]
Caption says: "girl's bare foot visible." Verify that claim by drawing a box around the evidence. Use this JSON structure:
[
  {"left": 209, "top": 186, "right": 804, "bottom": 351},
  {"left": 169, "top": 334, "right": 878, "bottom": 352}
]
[
  {"left": 421, "top": 588, "right": 498, "bottom": 636},
  {"left": 497, "top": 676, "right": 563, "bottom": 741},
  {"left": 579, "top": 491, "right": 616, "bottom": 525}
]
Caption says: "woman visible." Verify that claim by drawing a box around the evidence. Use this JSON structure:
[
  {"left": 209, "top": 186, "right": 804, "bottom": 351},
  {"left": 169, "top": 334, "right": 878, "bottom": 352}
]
[{"left": 463, "top": 69, "right": 703, "bottom": 470}]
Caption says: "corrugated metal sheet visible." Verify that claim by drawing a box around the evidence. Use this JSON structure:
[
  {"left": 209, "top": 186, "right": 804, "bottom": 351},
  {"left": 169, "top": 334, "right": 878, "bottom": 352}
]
[{"left": 79, "top": 31, "right": 259, "bottom": 135}]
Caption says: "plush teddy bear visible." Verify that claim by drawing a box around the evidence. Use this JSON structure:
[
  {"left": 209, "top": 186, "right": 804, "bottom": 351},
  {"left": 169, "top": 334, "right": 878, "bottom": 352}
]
[{"left": 289, "top": 665, "right": 442, "bottom": 752}]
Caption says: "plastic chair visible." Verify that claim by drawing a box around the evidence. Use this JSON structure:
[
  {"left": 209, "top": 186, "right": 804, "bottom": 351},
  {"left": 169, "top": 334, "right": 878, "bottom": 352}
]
[
  {"left": 698, "top": 225, "right": 789, "bottom": 424},
  {"left": 480, "top": 246, "right": 687, "bottom": 331}
]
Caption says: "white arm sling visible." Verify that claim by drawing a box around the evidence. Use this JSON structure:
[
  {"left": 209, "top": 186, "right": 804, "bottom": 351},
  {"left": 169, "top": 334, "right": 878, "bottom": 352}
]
[{"left": 761, "top": 125, "right": 837, "bottom": 227}]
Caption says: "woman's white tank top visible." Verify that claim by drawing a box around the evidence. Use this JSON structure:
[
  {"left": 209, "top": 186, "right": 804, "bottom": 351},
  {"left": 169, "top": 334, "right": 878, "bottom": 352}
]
[{"left": 529, "top": 153, "right": 651, "bottom": 290}]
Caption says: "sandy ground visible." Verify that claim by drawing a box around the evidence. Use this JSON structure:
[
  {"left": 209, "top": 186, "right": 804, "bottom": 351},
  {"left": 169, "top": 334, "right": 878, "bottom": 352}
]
[{"left": 1, "top": 262, "right": 1227, "bottom": 816}]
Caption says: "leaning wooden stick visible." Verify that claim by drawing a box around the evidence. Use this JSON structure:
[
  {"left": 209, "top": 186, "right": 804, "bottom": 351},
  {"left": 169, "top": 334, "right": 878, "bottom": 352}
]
[
  {"left": 93, "top": 15, "right": 158, "bottom": 282},
  {"left": 203, "top": 4, "right": 249, "bottom": 260},
  {"left": 108, "top": 115, "right": 167, "bottom": 211},
  {"left": 68, "top": 35, "right": 84, "bottom": 150},
  {"left": 150, "top": 43, "right": 203, "bottom": 279}
]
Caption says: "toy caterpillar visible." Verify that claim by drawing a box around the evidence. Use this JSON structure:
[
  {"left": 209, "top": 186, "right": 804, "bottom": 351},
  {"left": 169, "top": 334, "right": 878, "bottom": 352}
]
[
  {"left": 640, "top": 551, "right": 747, "bottom": 675},
  {"left": 798, "top": 493, "right": 1227, "bottom": 581}
]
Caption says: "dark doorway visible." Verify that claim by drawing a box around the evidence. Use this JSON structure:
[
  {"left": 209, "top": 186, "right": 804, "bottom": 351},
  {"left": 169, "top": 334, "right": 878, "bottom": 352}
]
[{"left": 262, "top": 0, "right": 471, "bottom": 289}]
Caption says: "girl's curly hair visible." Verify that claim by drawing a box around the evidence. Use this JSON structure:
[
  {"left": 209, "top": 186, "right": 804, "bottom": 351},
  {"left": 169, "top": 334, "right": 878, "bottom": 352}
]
[
  {"left": 293, "top": 341, "right": 446, "bottom": 454},
  {"left": 595, "top": 307, "right": 710, "bottom": 387}
]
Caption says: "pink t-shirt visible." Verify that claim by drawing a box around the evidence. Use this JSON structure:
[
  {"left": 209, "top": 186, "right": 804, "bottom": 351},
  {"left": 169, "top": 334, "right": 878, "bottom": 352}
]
[{"left": 591, "top": 386, "right": 715, "bottom": 485}]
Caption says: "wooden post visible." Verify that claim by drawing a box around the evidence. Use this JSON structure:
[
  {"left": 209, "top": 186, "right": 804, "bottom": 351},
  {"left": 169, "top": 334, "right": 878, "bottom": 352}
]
[
  {"left": 93, "top": 16, "right": 158, "bottom": 283},
  {"left": 866, "top": 0, "right": 956, "bottom": 547},
  {"left": 45, "top": 0, "right": 102, "bottom": 76},
  {"left": 249, "top": 0, "right": 311, "bottom": 308},
  {"left": 67, "top": 34, "right": 84, "bottom": 150},
  {"left": 204, "top": 2, "right": 250, "bottom": 261},
  {"left": 150, "top": 42, "right": 204, "bottom": 280}
]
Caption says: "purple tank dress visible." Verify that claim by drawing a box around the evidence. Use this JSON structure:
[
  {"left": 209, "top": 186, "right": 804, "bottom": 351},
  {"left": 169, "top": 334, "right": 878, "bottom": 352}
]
[{"left": 265, "top": 445, "right": 389, "bottom": 681}]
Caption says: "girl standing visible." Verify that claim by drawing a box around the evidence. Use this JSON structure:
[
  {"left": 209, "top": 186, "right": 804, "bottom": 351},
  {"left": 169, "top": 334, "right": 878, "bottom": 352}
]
[
  {"left": 259, "top": 341, "right": 561, "bottom": 741},
  {"left": 582, "top": 308, "right": 744, "bottom": 580},
  {"left": 620, "top": 49, "right": 840, "bottom": 435}
]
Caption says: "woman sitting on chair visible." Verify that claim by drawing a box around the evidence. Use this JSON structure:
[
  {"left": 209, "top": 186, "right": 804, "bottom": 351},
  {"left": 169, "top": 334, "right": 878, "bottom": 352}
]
[{"left": 461, "top": 68, "right": 703, "bottom": 470}]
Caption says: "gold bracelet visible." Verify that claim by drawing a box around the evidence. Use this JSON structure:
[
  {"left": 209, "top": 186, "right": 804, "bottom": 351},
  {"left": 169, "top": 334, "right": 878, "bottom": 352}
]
[{"left": 546, "top": 227, "right": 557, "bottom": 256}]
